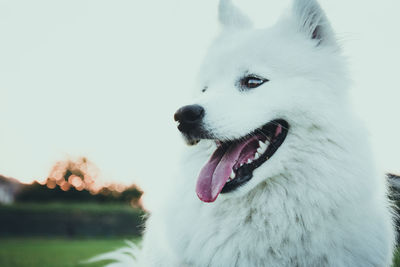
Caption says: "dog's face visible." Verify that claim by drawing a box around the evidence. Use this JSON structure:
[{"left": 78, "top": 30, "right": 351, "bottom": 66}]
[{"left": 174, "top": 0, "right": 347, "bottom": 203}]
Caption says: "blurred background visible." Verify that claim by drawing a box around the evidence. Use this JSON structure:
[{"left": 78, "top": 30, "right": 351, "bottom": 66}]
[
  {"left": 0, "top": 158, "right": 145, "bottom": 267},
  {"left": 0, "top": 0, "right": 399, "bottom": 266}
]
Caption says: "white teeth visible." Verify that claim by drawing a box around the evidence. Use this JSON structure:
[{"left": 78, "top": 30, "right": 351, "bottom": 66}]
[
  {"left": 247, "top": 159, "right": 252, "bottom": 164},
  {"left": 257, "top": 146, "right": 267, "bottom": 154},
  {"left": 257, "top": 140, "right": 269, "bottom": 155},
  {"left": 230, "top": 170, "right": 236, "bottom": 179},
  {"left": 261, "top": 141, "right": 268, "bottom": 149},
  {"left": 254, "top": 152, "right": 260, "bottom": 159},
  {"left": 240, "top": 163, "right": 244, "bottom": 167}
]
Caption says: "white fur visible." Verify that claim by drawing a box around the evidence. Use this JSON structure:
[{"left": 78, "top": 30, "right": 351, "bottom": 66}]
[{"left": 100, "top": 0, "right": 395, "bottom": 266}]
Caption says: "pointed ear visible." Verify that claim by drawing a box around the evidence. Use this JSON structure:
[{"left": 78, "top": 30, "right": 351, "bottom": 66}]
[
  {"left": 218, "top": 0, "right": 253, "bottom": 30},
  {"left": 292, "top": 0, "right": 336, "bottom": 46}
]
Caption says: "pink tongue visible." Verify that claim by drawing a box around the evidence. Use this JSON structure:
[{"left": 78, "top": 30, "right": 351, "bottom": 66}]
[{"left": 196, "top": 136, "right": 259, "bottom": 203}]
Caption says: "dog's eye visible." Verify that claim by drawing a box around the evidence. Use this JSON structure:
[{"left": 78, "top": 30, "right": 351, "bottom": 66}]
[{"left": 239, "top": 76, "right": 268, "bottom": 90}]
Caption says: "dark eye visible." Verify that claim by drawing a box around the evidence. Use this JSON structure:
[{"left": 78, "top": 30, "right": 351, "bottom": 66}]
[{"left": 239, "top": 75, "right": 268, "bottom": 90}]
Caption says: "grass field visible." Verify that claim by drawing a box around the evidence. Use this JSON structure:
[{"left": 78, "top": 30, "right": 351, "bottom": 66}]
[
  {"left": 394, "top": 249, "right": 400, "bottom": 267},
  {"left": 1, "top": 237, "right": 399, "bottom": 266},
  {"left": 0, "top": 238, "right": 140, "bottom": 267}
]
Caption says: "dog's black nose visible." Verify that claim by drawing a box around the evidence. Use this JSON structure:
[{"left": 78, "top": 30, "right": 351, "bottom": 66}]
[{"left": 174, "top": 104, "right": 205, "bottom": 124}]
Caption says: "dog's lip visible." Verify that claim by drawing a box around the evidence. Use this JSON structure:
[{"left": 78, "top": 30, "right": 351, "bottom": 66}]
[{"left": 196, "top": 119, "right": 289, "bottom": 202}]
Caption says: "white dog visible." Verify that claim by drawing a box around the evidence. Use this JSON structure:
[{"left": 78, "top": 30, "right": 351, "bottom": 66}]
[{"left": 97, "top": 0, "right": 395, "bottom": 266}]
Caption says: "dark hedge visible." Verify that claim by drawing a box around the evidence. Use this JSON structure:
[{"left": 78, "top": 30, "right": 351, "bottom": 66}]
[{"left": 0, "top": 203, "right": 146, "bottom": 238}]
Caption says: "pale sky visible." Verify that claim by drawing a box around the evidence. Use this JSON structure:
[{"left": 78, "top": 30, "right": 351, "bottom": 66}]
[{"left": 0, "top": 0, "right": 399, "bottom": 192}]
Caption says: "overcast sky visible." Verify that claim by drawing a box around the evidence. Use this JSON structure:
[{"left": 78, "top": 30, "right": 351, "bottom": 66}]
[{"left": 0, "top": 0, "right": 399, "bottom": 191}]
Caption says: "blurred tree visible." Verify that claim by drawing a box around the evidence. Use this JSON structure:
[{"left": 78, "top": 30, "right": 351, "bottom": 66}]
[{"left": 15, "top": 182, "right": 143, "bottom": 206}]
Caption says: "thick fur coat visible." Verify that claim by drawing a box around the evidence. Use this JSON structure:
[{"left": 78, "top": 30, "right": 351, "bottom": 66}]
[{"left": 95, "top": 0, "right": 395, "bottom": 266}]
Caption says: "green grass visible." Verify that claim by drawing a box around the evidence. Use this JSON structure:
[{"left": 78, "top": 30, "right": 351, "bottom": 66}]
[
  {"left": 1, "top": 237, "right": 399, "bottom": 267},
  {"left": 394, "top": 248, "right": 400, "bottom": 267},
  {"left": 0, "top": 238, "right": 140, "bottom": 267}
]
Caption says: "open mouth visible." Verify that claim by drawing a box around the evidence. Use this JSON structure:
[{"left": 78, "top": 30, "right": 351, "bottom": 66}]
[{"left": 196, "top": 119, "right": 289, "bottom": 203}]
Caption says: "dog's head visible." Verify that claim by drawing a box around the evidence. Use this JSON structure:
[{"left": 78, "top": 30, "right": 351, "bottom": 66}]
[{"left": 174, "top": 0, "right": 348, "bottom": 203}]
